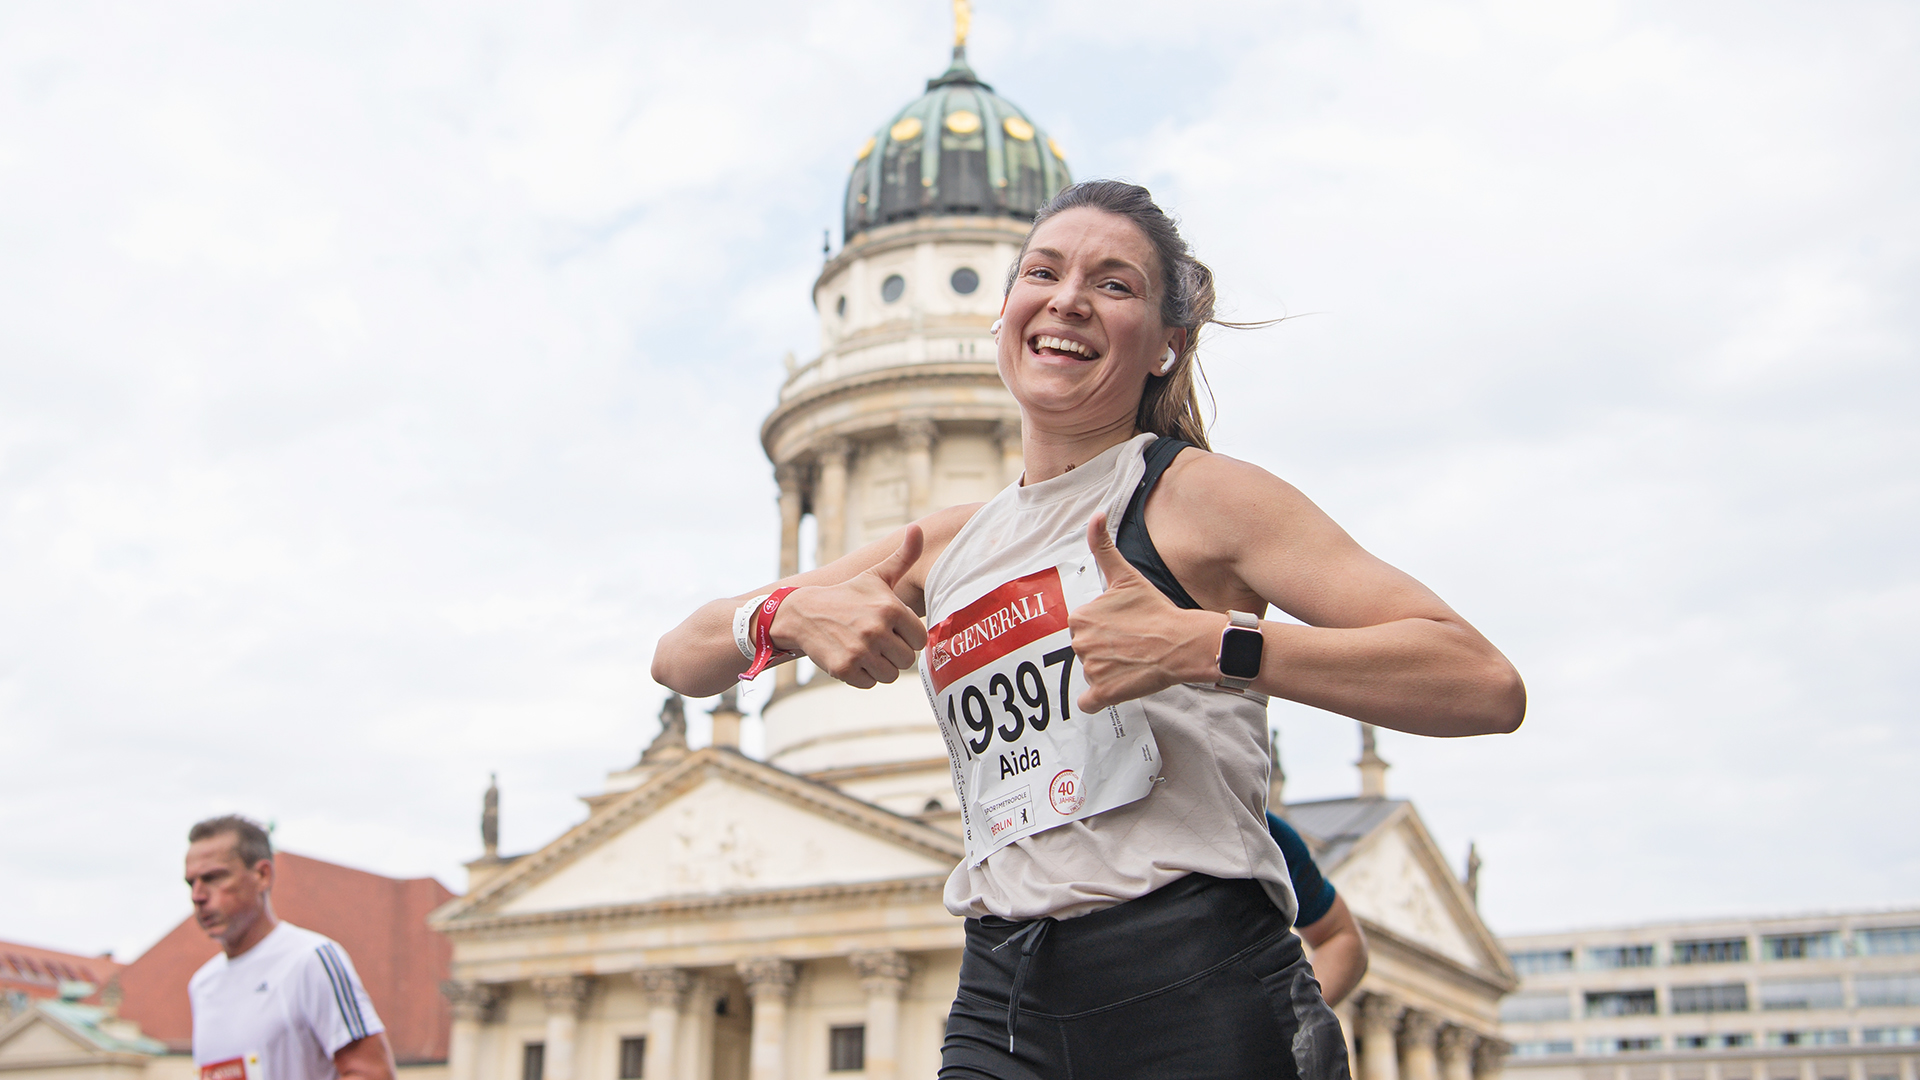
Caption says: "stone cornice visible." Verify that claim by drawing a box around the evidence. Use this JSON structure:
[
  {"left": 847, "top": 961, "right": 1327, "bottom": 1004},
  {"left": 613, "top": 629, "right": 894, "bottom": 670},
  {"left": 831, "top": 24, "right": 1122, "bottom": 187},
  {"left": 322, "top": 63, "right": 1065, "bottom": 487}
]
[
  {"left": 1360, "top": 918, "right": 1519, "bottom": 998},
  {"left": 429, "top": 748, "right": 963, "bottom": 929},
  {"left": 761, "top": 362, "right": 1011, "bottom": 462},
  {"left": 801, "top": 756, "right": 951, "bottom": 785},
  {"left": 437, "top": 874, "right": 952, "bottom": 939},
  {"left": 817, "top": 215, "right": 1029, "bottom": 296}
]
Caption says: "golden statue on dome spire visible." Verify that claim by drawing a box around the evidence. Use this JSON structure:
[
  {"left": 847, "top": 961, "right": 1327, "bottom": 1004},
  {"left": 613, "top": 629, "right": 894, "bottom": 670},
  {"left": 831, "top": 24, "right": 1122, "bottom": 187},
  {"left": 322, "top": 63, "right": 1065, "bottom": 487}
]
[{"left": 953, "top": 0, "right": 970, "bottom": 47}]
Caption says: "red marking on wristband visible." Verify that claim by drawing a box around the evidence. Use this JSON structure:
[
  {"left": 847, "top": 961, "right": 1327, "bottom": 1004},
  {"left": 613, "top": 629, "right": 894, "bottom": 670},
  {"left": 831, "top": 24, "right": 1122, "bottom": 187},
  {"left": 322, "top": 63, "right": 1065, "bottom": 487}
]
[{"left": 739, "top": 587, "right": 800, "bottom": 681}]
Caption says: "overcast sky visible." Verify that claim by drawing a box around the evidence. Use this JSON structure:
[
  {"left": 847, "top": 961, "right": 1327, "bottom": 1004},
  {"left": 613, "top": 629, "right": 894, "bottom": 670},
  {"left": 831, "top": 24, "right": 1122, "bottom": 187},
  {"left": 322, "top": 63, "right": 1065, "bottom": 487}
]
[{"left": 2, "top": 0, "right": 1914, "bottom": 962}]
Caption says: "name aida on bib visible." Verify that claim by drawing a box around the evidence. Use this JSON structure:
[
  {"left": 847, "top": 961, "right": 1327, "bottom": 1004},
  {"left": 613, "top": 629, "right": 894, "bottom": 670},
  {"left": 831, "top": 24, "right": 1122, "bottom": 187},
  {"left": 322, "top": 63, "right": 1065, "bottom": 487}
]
[{"left": 922, "top": 555, "right": 1161, "bottom": 865}]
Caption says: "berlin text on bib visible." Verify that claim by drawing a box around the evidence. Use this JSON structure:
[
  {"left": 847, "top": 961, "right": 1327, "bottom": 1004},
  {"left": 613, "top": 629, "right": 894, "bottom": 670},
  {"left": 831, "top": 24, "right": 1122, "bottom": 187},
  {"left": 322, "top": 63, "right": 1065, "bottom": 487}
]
[{"left": 922, "top": 556, "right": 1161, "bottom": 866}]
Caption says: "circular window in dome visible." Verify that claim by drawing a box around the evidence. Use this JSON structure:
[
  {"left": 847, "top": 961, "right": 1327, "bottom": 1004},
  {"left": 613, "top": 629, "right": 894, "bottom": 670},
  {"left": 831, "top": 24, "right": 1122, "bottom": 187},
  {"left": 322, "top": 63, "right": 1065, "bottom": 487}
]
[
  {"left": 1048, "top": 137, "right": 1068, "bottom": 160},
  {"left": 881, "top": 274, "right": 906, "bottom": 303},
  {"left": 836, "top": 295, "right": 847, "bottom": 317},
  {"left": 889, "top": 116, "right": 923, "bottom": 143},
  {"left": 855, "top": 136, "right": 875, "bottom": 160},
  {"left": 1003, "top": 116, "right": 1035, "bottom": 141},
  {"left": 950, "top": 268, "right": 980, "bottom": 295},
  {"left": 945, "top": 109, "right": 981, "bottom": 135}
]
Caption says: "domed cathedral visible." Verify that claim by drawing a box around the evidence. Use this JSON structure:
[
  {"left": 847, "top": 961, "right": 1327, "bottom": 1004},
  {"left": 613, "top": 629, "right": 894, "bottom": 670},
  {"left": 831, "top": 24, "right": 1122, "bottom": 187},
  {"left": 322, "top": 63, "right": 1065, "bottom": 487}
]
[
  {"left": 757, "top": 40, "right": 1070, "bottom": 818},
  {"left": 428, "top": 16, "right": 1518, "bottom": 1080}
]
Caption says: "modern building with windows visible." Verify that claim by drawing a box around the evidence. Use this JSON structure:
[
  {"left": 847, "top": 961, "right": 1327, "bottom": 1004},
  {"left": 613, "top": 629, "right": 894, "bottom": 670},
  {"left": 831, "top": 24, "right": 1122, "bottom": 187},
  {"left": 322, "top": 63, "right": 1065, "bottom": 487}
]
[{"left": 1499, "top": 910, "right": 1920, "bottom": 1080}]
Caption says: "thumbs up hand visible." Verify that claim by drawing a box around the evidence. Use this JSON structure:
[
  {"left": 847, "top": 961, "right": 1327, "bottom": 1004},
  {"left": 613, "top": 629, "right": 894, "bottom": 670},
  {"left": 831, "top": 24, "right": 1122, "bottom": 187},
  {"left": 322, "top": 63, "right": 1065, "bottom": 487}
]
[
  {"left": 769, "top": 525, "right": 930, "bottom": 689},
  {"left": 1070, "top": 513, "right": 1212, "bottom": 712}
]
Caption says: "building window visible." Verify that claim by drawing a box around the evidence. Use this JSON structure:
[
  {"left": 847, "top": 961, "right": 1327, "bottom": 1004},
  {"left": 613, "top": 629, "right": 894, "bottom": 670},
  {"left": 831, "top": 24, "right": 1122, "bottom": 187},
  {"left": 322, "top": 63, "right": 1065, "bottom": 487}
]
[
  {"left": 1672, "top": 983, "right": 1750, "bottom": 1013},
  {"left": 950, "top": 267, "right": 980, "bottom": 294},
  {"left": 1586, "top": 1037, "right": 1661, "bottom": 1055},
  {"left": 1511, "top": 1040, "right": 1575, "bottom": 1058},
  {"left": 828, "top": 1025, "right": 865, "bottom": 1072},
  {"left": 1508, "top": 949, "right": 1574, "bottom": 974},
  {"left": 836, "top": 296, "right": 847, "bottom": 318},
  {"left": 1589, "top": 945, "right": 1657, "bottom": 969},
  {"left": 1859, "top": 927, "right": 1920, "bottom": 956},
  {"left": 1502, "top": 991, "right": 1573, "bottom": 1022},
  {"left": 1679, "top": 1032, "right": 1753, "bottom": 1050},
  {"left": 522, "top": 1043, "right": 544, "bottom": 1080},
  {"left": 1766, "top": 1030, "right": 1849, "bottom": 1048},
  {"left": 1585, "top": 990, "right": 1658, "bottom": 1017},
  {"left": 1856, "top": 973, "right": 1920, "bottom": 1007},
  {"left": 1759, "top": 977, "right": 1845, "bottom": 1010},
  {"left": 1862, "top": 1026, "right": 1920, "bottom": 1046},
  {"left": 880, "top": 275, "right": 906, "bottom": 303},
  {"left": 618, "top": 1037, "right": 645, "bottom": 1079},
  {"left": 1763, "top": 933, "right": 1840, "bottom": 961},
  {"left": 1673, "top": 938, "right": 1749, "bottom": 964}
]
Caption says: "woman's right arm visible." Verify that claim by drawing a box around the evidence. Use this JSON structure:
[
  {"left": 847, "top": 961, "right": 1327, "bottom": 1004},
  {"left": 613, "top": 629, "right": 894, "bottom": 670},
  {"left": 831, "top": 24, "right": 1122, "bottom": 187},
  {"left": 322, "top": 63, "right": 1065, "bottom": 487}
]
[{"left": 650, "top": 503, "right": 980, "bottom": 698}]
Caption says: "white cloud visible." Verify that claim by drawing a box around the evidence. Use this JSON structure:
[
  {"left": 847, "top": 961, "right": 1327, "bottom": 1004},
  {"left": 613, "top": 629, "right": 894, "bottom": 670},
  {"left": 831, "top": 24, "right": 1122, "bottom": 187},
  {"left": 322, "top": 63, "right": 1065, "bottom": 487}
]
[{"left": 0, "top": 0, "right": 1913, "bottom": 957}]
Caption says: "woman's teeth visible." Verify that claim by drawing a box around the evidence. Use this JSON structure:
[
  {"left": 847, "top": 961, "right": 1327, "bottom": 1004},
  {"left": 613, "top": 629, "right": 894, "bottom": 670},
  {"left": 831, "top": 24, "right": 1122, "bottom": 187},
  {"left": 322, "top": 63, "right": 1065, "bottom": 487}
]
[{"left": 1032, "top": 335, "right": 1096, "bottom": 358}]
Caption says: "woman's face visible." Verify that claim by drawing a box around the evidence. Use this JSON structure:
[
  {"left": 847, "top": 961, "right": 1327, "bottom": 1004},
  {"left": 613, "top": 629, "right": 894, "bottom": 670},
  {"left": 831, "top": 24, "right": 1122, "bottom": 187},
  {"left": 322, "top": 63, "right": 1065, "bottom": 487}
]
[{"left": 998, "top": 207, "right": 1182, "bottom": 437}]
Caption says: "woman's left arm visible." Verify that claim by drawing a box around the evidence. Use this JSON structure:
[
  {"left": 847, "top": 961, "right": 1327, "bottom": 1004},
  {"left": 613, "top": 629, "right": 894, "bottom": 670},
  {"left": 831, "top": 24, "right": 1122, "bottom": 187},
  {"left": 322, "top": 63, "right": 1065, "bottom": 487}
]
[{"left": 1070, "top": 452, "right": 1525, "bottom": 737}]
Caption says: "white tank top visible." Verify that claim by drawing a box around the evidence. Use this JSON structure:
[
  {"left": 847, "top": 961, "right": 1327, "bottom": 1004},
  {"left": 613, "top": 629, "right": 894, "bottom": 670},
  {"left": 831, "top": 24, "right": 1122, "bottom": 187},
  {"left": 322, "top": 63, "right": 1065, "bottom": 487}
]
[{"left": 924, "top": 433, "right": 1297, "bottom": 923}]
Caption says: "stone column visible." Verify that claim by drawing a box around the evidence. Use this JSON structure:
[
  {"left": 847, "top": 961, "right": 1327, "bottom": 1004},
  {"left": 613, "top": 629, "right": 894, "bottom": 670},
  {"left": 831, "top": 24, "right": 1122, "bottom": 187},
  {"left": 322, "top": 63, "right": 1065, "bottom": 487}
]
[
  {"left": 1336, "top": 1000, "right": 1360, "bottom": 1077},
  {"left": 850, "top": 951, "right": 910, "bottom": 1080},
  {"left": 1359, "top": 995, "right": 1405, "bottom": 1080},
  {"left": 773, "top": 464, "right": 807, "bottom": 697},
  {"left": 815, "top": 439, "right": 850, "bottom": 564},
  {"left": 636, "top": 969, "right": 690, "bottom": 1080},
  {"left": 533, "top": 976, "right": 591, "bottom": 1080},
  {"left": 1900, "top": 1057, "right": 1915, "bottom": 1080},
  {"left": 996, "top": 418, "right": 1023, "bottom": 487},
  {"left": 1472, "top": 1037, "right": 1509, "bottom": 1080},
  {"left": 442, "top": 981, "right": 501, "bottom": 1080},
  {"left": 900, "top": 418, "right": 936, "bottom": 520},
  {"left": 1437, "top": 1027, "right": 1474, "bottom": 1080},
  {"left": 1400, "top": 1011, "right": 1441, "bottom": 1080},
  {"left": 738, "top": 957, "right": 797, "bottom": 1080},
  {"left": 775, "top": 463, "right": 804, "bottom": 579}
]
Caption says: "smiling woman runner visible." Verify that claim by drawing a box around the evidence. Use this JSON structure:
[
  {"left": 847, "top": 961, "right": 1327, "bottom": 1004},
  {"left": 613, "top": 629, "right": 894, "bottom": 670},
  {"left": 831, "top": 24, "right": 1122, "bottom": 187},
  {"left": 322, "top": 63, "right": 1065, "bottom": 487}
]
[{"left": 652, "top": 180, "right": 1526, "bottom": 1080}]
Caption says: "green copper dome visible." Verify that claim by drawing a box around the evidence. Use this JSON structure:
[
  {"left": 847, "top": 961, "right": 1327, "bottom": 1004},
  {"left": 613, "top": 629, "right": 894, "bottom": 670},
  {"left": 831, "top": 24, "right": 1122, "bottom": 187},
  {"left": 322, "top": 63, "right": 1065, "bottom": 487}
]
[{"left": 843, "top": 47, "right": 1072, "bottom": 241}]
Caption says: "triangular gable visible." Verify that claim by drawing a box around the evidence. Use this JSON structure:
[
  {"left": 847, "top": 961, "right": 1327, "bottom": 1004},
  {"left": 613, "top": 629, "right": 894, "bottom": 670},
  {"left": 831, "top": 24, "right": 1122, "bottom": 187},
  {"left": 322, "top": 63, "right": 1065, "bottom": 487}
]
[
  {"left": 439, "top": 749, "right": 964, "bottom": 923},
  {"left": 1316, "top": 802, "right": 1515, "bottom": 981},
  {"left": 0, "top": 1009, "right": 102, "bottom": 1063}
]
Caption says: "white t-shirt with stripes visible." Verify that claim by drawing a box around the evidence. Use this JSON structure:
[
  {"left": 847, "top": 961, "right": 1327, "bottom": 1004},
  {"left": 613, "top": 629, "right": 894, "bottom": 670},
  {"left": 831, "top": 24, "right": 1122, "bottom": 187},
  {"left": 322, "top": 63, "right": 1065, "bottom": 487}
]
[{"left": 190, "top": 922, "right": 384, "bottom": 1080}]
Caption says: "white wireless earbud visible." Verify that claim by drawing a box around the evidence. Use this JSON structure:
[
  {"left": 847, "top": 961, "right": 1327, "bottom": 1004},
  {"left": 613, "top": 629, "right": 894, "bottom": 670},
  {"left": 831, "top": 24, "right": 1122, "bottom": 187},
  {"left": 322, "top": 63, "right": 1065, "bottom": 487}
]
[
  {"left": 990, "top": 318, "right": 1004, "bottom": 337},
  {"left": 1159, "top": 346, "right": 1179, "bottom": 375}
]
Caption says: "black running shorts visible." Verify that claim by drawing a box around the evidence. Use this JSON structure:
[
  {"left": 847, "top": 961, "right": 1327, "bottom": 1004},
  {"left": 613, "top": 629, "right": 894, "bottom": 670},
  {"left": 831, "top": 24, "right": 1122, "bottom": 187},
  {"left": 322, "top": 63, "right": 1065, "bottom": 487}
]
[{"left": 940, "top": 873, "right": 1352, "bottom": 1080}]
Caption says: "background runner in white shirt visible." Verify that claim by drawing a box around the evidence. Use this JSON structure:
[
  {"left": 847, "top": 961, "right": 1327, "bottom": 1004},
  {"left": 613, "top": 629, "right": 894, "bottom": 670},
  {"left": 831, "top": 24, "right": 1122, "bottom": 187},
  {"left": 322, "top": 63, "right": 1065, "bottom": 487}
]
[{"left": 183, "top": 816, "right": 395, "bottom": 1080}]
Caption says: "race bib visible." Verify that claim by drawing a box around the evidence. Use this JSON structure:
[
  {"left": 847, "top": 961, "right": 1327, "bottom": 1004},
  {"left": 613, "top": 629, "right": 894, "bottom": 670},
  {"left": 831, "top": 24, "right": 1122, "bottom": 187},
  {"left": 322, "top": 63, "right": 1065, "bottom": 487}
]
[
  {"left": 201, "top": 1056, "right": 263, "bottom": 1080},
  {"left": 922, "top": 554, "right": 1160, "bottom": 865}
]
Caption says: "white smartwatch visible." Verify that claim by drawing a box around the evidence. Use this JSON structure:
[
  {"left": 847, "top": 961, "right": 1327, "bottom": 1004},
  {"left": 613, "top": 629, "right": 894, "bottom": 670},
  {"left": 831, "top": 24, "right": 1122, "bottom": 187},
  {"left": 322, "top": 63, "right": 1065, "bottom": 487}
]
[{"left": 1215, "top": 610, "right": 1264, "bottom": 692}]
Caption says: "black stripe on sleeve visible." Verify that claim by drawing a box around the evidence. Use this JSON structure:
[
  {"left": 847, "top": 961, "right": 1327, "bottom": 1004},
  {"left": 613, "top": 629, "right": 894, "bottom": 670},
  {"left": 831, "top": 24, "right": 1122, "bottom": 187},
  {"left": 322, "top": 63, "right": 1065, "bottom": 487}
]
[{"left": 316, "top": 944, "right": 370, "bottom": 1041}]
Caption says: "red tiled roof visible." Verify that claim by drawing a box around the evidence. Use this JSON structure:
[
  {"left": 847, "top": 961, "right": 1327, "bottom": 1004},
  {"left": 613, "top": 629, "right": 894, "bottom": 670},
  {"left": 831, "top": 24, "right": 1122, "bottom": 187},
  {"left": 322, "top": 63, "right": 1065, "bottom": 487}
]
[
  {"left": 0, "top": 939, "right": 124, "bottom": 1004},
  {"left": 115, "top": 851, "right": 456, "bottom": 1064}
]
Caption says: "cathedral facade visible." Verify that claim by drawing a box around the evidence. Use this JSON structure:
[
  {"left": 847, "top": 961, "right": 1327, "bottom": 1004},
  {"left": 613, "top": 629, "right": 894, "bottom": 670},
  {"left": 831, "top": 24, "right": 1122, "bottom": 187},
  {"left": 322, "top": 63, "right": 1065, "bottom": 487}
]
[{"left": 427, "top": 35, "right": 1519, "bottom": 1080}]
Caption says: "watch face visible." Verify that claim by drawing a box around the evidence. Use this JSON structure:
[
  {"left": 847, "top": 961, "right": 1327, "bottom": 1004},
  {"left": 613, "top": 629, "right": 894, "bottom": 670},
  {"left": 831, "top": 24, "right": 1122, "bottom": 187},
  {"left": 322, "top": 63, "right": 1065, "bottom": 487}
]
[{"left": 1219, "top": 627, "right": 1263, "bottom": 679}]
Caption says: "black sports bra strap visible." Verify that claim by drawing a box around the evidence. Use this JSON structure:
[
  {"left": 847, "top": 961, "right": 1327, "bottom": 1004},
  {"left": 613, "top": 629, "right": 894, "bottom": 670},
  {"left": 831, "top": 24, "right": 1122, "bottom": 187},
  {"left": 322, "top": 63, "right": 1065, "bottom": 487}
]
[{"left": 1116, "top": 436, "right": 1202, "bottom": 610}]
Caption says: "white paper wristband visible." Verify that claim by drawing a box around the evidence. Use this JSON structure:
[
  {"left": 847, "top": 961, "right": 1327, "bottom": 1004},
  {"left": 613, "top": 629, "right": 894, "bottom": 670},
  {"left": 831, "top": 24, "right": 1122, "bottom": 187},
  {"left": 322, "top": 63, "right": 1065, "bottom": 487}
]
[{"left": 733, "top": 595, "right": 770, "bottom": 661}]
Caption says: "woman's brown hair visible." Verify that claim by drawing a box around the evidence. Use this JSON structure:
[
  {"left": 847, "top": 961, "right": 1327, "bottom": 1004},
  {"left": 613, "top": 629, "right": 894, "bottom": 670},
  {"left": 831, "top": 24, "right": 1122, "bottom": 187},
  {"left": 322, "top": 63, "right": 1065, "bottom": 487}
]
[{"left": 1007, "top": 180, "right": 1224, "bottom": 450}]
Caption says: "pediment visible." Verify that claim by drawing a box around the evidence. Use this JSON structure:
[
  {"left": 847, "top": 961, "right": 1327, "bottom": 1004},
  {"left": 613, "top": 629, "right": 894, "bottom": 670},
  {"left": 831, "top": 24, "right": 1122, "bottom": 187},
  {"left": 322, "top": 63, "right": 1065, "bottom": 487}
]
[
  {"left": 0, "top": 1011, "right": 95, "bottom": 1063},
  {"left": 440, "top": 749, "right": 963, "bottom": 923},
  {"left": 1324, "top": 806, "right": 1512, "bottom": 979}
]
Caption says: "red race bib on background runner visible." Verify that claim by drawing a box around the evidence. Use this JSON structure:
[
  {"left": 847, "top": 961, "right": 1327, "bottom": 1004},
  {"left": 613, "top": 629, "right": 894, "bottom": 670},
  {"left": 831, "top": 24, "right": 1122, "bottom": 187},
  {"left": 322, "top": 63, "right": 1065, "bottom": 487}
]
[{"left": 923, "top": 554, "right": 1160, "bottom": 865}]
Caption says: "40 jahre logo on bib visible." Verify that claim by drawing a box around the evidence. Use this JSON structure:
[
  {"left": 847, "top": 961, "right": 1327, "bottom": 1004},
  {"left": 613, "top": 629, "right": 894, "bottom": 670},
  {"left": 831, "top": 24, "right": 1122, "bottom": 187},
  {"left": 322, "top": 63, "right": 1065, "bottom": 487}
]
[{"left": 922, "top": 557, "right": 1161, "bottom": 865}]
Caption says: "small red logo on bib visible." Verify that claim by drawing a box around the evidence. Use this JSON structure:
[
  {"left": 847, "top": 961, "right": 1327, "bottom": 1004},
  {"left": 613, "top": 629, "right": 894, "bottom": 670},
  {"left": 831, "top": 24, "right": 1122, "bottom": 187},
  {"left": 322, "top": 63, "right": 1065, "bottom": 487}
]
[{"left": 1049, "top": 769, "right": 1084, "bottom": 814}]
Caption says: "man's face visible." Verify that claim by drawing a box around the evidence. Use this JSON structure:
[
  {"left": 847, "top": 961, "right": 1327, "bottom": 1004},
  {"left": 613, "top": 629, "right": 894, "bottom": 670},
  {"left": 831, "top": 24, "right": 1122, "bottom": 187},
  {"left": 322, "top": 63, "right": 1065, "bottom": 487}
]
[{"left": 184, "top": 835, "right": 271, "bottom": 946}]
